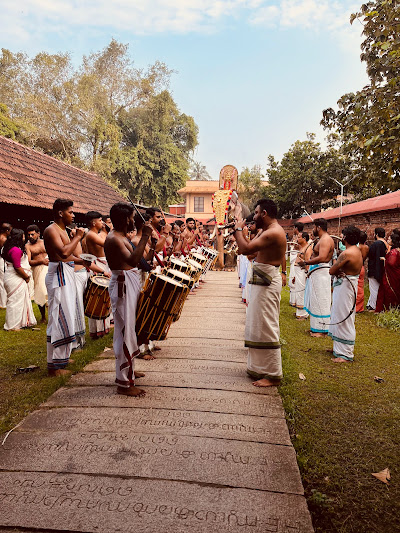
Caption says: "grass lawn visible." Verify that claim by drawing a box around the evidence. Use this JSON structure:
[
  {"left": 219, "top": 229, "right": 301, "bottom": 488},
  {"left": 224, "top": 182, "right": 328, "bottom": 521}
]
[
  {"left": 279, "top": 283, "right": 400, "bottom": 532},
  {"left": 0, "top": 306, "right": 112, "bottom": 437}
]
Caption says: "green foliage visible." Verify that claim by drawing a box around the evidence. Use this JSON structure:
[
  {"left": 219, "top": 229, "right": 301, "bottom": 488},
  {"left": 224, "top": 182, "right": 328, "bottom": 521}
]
[
  {"left": 321, "top": 0, "right": 400, "bottom": 191},
  {"left": 266, "top": 133, "right": 349, "bottom": 218},
  {"left": 0, "top": 40, "right": 198, "bottom": 204},
  {"left": 189, "top": 160, "right": 212, "bottom": 181},
  {"left": 376, "top": 307, "right": 400, "bottom": 331},
  {"left": 0, "top": 103, "right": 20, "bottom": 139},
  {"left": 238, "top": 164, "right": 268, "bottom": 211}
]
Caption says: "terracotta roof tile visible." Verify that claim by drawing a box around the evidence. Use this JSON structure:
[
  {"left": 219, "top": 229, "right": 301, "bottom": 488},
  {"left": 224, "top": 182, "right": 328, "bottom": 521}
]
[{"left": 0, "top": 136, "right": 125, "bottom": 214}]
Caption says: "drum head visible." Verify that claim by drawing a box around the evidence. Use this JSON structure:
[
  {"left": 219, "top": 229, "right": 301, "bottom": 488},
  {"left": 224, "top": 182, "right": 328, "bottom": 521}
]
[
  {"left": 80, "top": 253, "right": 96, "bottom": 263},
  {"left": 157, "top": 274, "right": 184, "bottom": 287},
  {"left": 192, "top": 253, "right": 207, "bottom": 262},
  {"left": 166, "top": 269, "right": 192, "bottom": 282},
  {"left": 170, "top": 258, "right": 187, "bottom": 268},
  {"left": 91, "top": 275, "right": 110, "bottom": 287},
  {"left": 187, "top": 259, "right": 202, "bottom": 270}
]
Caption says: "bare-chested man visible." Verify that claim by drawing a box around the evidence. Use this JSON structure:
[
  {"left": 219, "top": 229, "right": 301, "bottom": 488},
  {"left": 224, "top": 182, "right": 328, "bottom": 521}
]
[
  {"left": 0, "top": 222, "right": 13, "bottom": 308},
  {"left": 43, "top": 199, "right": 87, "bottom": 376},
  {"left": 328, "top": 225, "right": 363, "bottom": 363},
  {"left": 291, "top": 231, "right": 312, "bottom": 320},
  {"left": 104, "top": 202, "right": 153, "bottom": 397},
  {"left": 298, "top": 218, "right": 334, "bottom": 337},
  {"left": 356, "top": 231, "right": 369, "bottom": 313},
  {"left": 26, "top": 225, "right": 49, "bottom": 322},
  {"left": 233, "top": 198, "right": 287, "bottom": 387}
]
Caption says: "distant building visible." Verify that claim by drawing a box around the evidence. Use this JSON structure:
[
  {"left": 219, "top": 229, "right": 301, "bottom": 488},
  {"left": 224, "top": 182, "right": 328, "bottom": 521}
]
[
  {"left": 168, "top": 203, "right": 186, "bottom": 217},
  {"left": 0, "top": 136, "right": 125, "bottom": 231},
  {"left": 178, "top": 180, "right": 219, "bottom": 224}
]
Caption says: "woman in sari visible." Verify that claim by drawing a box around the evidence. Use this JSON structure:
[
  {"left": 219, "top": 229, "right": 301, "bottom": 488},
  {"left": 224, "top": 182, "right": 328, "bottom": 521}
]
[
  {"left": 375, "top": 233, "right": 400, "bottom": 312},
  {"left": 2, "top": 229, "right": 36, "bottom": 330}
]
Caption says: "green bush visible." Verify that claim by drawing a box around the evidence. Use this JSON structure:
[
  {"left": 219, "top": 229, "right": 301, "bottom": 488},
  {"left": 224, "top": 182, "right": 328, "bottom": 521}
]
[{"left": 376, "top": 307, "right": 400, "bottom": 331}]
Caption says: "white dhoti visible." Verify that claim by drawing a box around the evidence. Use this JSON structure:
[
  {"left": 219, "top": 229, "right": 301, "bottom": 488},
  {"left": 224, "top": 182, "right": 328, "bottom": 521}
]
[
  {"left": 367, "top": 277, "right": 380, "bottom": 310},
  {"left": 245, "top": 263, "right": 282, "bottom": 381},
  {"left": 46, "top": 262, "right": 76, "bottom": 370},
  {"left": 289, "top": 249, "right": 298, "bottom": 306},
  {"left": 74, "top": 268, "right": 89, "bottom": 349},
  {"left": 88, "top": 257, "right": 111, "bottom": 339},
  {"left": 32, "top": 264, "right": 48, "bottom": 307},
  {"left": 109, "top": 268, "right": 141, "bottom": 388},
  {"left": 329, "top": 276, "right": 358, "bottom": 361},
  {"left": 240, "top": 255, "right": 249, "bottom": 302},
  {"left": 0, "top": 256, "right": 7, "bottom": 308},
  {"left": 304, "top": 264, "right": 331, "bottom": 334},
  {"left": 292, "top": 264, "right": 308, "bottom": 318},
  {"left": 3, "top": 261, "right": 37, "bottom": 330}
]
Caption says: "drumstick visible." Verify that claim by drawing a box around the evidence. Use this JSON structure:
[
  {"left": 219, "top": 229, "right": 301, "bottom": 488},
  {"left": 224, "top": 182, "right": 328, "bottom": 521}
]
[
  {"left": 128, "top": 197, "right": 165, "bottom": 268},
  {"left": 159, "top": 206, "right": 167, "bottom": 223}
]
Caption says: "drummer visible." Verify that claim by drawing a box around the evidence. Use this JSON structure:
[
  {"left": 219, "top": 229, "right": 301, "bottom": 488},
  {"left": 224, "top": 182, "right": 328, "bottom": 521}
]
[{"left": 104, "top": 202, "right": 153, "bottom": 397}]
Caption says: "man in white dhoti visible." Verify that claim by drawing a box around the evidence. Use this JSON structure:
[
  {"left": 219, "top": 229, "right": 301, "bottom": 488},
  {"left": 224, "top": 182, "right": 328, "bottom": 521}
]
[
  {"left": 85, "top": 211, "right": 112, "bottom": 339},
  {"left": 289, "top": 222, "right": 304, "bottom": 306},
  {"left": 105, "top": 202, "right": 153, "bottom": 397},
  {"left": 299, "top": 218, "right": 334, "bottom": 337},
  {"left": 2, "top": 228, "right": 36, "bottom": 330},
  {"left": 0, "top": 223, "right": 12, "bottom": 308},
  {"left": 291, "top": 232, "right": 311, "bottom": 320},
  {"left": 43, "top": 199, "right": 88, "bottom": 377},
  {"left": 26, "top": 225, "right": 49, "bottom": 322},
  {"left": 233, "top": 198, "right": 287, "bottom": 387},
  {"left": 329, "top": 226, "right": 363, "bottom": 363}
]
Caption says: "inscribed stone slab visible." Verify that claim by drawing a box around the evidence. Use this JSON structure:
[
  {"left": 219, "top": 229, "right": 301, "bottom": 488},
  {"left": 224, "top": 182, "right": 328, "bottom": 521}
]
[
  {"left": 21, "top": 406, "right": 290, "bottom": 445},
  {"left": 99, "top": 347, "right": 247, "bottom": 362},
  {"left": 0, "top": 472, "right": 314, "bottom": 533},
  {"left": 44, "top": 386, "right": 284, "bottom": 417},
  {"left": 85, "top": 358, "right": 247, "bottom": 377},
  {"left": 69, "top": 371, "right": 273, "bottom": 394},
  {"left": 0, "top": 430, "right": 303, "bottom": 494}
]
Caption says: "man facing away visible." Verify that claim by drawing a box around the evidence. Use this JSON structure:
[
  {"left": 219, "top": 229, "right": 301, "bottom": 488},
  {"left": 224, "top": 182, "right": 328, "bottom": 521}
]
[
  {"left": 289, "top": 222, "right": 304, "bottom": 306},
  {"left": 329, "top": 225, "right": 363, "bottom": 363},
  {"left": 0, "top": 222, "right": 12, "bottom": 308},
  {"left": 299, "top": 218, "right": 334, "bottom": 337},
  {"left": 367, "top": 227, "right": 387, "bottom": 311},
  {"left": 85, "top": 210, "right": 112, "bottom": 339},
  {"left": 233, "top": 198, "right": 287, "bottom": 387},
  {"left": 26, "top": 224, "right": 49, "bottom": 322},
  {"left": 43, "top": 199, "right": 87, "bottom": 376},
  {"left": 104, "top": 202, "right": 153, "bottom": 397}
]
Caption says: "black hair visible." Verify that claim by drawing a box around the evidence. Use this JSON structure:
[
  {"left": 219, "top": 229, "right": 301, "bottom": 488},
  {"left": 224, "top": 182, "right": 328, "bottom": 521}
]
[
  {"left": 102, "top": 214, "right": 111, "bottom": 222},
  {"left": 146, "top": 207, "right": 162, "bottom": 218},
  {"left": 1, "top": 229, "right": 25, "bottom": 260},
  {"left": 391, "top": 233, "right": 400, "bottom": 248},
  {"left": 301, "top": 231, "right": 309, "bottom": 241},
  {"left": 86, "top": 211, "right": 102, "bottom": 227},
  {"left": 110, "top": 202, "right": 134, "bottom": 230},
  {"left": 314, "top": 218, "right": 328, "bottom": 232},
  {"left": 392, "top": 228, "right": 400, "bottom": 235},
  {"left": 53, "top": 198, "right": 73, "bottom": 216},
  {"left": 254, "top": 198, "right": 278, "bottom": 219},
  {"left": 375, "top": 227, "right": 385, "bottom": 238},
  {"left": 26, "top": 224, "right": 40, "bottom": 233},
  {"left": 175, "top": 220, "right": 184, "bottom": 227},
  {"left": 342, "top": 225, "right": 361, "bottom": 246},
  {"left": 294, "top": 222, "right": 304, "bottom": 232},
  {"left": 359, "top": 231, "right": 368, "bottom": 244},
  {"left": 159, "top": 219, "right": 166, "bottom": 227},
  {"left": 186, "top": 217, "right": 195, "bottom": 224},
  {"left": 245, "top": 213, "right": 255, "bottom": 223},
  {"left": 0, "top": 222, "right": 12, "bottom": 234}
]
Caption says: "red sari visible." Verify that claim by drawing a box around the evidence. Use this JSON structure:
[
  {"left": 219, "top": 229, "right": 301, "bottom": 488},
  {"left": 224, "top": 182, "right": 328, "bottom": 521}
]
[{"left": 376, "top": 248, "right": 400, "bottom": 312}]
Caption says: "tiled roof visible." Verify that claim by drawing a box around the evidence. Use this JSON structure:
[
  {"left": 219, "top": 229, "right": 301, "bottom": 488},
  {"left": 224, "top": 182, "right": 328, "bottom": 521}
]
[
  {"left": 297, "top": 189, "right": 400, "bottom": 223},
  {"left": 0, "top": 136, "right": 125, "bottom": 214}
]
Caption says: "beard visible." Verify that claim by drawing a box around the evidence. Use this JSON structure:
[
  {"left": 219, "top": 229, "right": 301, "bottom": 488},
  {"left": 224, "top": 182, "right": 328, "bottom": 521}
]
[
  {"left": 313, "top": 229, "right": 319, "bottom": 237},
  {"left": 255, "top": 217, "right": 263, "bottom": 229}
]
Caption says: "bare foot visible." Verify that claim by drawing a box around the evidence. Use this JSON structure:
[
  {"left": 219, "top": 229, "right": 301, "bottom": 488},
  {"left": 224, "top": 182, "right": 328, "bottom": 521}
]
[
  {"left": 68, "top": 359, "right": 75, "bottom": 364},
  {"left": 326, "top": 349, "right": 334, "bottom": 353},
  {"left": 296, "top": 317, "right": 307, "bottom": 321},
  {"left": 134, "top": 371, "right": 145, "bottom": 378},
  {"left": 40, "top": 318, "right": 47, "bottom": 324},
  {"left": 252, "top": 378, "right": 280, "bottom": 387},
  {"left": 152, "top": 346, "right": 162, "bottom": 351},
  {"left": 48, "top": 369, "right": 71, "bottom": 377},
  {"left": 310, "top": 332, "right": 327, "bottom": 337},
  {"left": 138, "top": 352, "right": 156, "bottom": 360},
  {"left": 117, "top": 385, "right": 146, "bottom": 397},
  {"left": 331, "top": 357, "right": 350, "bottom": 363}
]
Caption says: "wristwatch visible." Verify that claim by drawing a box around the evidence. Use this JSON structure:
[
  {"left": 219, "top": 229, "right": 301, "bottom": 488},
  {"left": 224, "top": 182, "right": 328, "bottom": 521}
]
[
  {"left": 282, "top": 271, "right": 287, "bottom": 275},
  {"left": 235, "top": 228, "right": 243, "bottom": 232}
]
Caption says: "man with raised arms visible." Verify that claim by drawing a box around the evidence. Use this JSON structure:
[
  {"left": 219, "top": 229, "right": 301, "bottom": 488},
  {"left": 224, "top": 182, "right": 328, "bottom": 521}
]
[
  {"left": 328, "top": 225, "right": 363, "bottom": 363},
  {"left": 104, "top": 202, "right": 153, "bottom": 397},
  {"left": 299, "top": 218, "right": 334, "bottom": 337},
  {"left": 233, "top": 198, "right": 287, "bottom": 387},
  {"left": 26, "top": 225, "right": 49, "bottom": 323},
  {"left": 43, "top": 199, "right": 87, "bottom": 376}
]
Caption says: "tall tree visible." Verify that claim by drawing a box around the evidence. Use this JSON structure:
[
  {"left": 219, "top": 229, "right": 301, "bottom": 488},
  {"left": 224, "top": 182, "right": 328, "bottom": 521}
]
[
  {"left": 266, "top": 134, "right": 348, "bottom": 218},
  {"left": 321, "top": 0, "right": 400, "bottom": 192},
  {"left": 238, "top": 165, "right": 268, "bottom": 210},
  {"left": 189, "top": 160, "right": 212, "bottom": 181},
  {"left": 0, "top": 104, "right": 21, "bottom": 139}
]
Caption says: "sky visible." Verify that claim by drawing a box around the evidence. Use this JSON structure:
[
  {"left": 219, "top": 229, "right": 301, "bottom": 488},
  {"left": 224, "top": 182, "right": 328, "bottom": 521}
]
[{"left": 1, "top": 0, "right": 369, "bottom": 179}]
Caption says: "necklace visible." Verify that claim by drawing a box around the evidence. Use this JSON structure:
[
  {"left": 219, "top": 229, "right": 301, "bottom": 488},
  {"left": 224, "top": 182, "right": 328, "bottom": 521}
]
[{"left": 54, "top": 222, "right": 70, "bottom": 242}]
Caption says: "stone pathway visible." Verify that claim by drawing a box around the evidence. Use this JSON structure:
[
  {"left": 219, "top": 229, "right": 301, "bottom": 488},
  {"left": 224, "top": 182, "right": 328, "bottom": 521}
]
[{"left": 0, "top": 270, "right": 313, "bottom": 532}]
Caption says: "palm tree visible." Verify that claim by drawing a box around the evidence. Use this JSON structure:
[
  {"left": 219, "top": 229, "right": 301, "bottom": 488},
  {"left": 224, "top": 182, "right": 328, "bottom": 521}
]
[{"left": 189, "top": 160, "right": 212, "bottom": 180}]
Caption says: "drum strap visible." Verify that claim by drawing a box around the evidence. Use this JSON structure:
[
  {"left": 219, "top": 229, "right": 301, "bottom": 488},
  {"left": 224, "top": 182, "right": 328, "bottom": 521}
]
[{"left": 117, "top": 274, "right": 125, "bottom": 298}]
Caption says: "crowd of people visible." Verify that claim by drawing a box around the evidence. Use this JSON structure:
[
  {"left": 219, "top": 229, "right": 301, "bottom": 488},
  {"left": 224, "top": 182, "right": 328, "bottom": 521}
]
[{"left": 0, "top": 201, "right": 213, "bottom": 391}]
